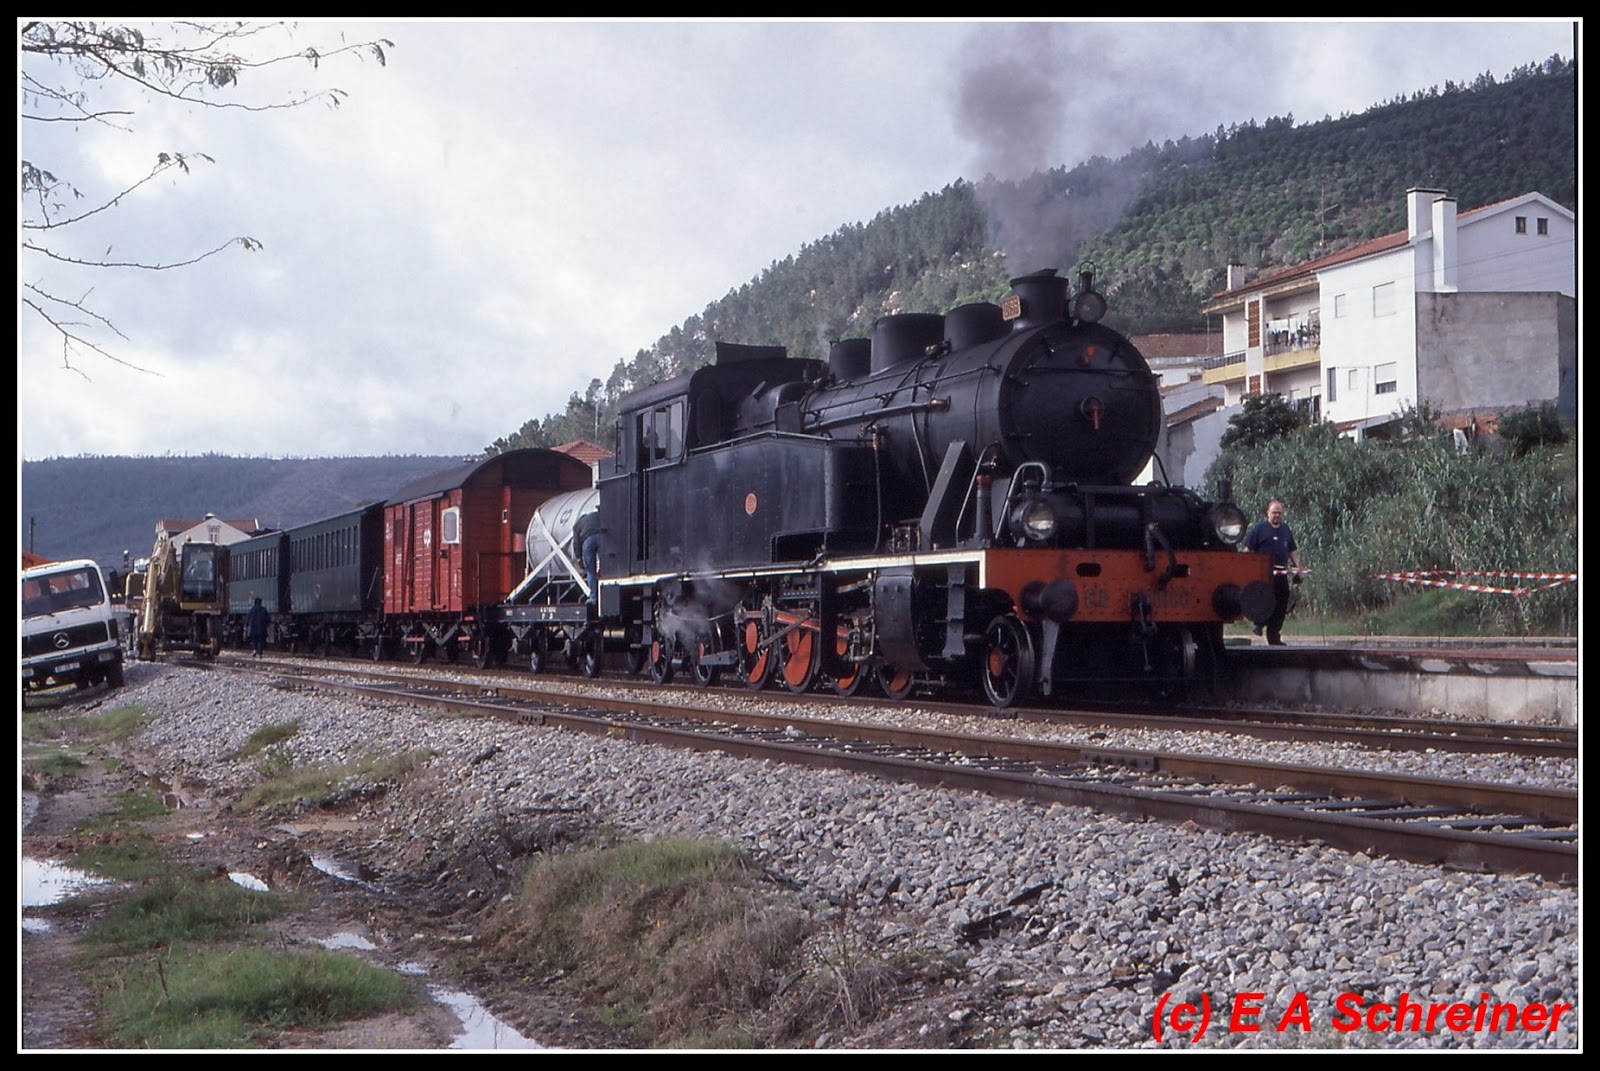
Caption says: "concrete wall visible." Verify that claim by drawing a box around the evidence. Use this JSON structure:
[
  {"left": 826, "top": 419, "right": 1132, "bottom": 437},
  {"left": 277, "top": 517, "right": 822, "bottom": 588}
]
[{"left": 1415, "top": 292, "right": 1576, "bottom": 411}]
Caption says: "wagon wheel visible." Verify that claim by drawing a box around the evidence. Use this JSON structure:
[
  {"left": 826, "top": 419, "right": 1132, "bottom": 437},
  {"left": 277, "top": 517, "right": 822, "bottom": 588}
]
[
  {"left": 875, "top": 663, "right": 916, "bottom": 702},
  {"left": 689, "top": 639, "right": 722, "bottom": 688},
  {"left": 370, "top": 635, "right": 387, "bottom": 662},
  {"left": 831, "top": 631, "right": 864, "bottom": 697},
  {"left": 526, "top": 630, "right": 549, "bottom": 675},
  {"left": 440, "top": 638, "right": 460, "bottom": 664},
  {"left": 471, "top": 634, "right": 494, "bottom": 669},
  {"left": 647, "top": 636, "right": 676, "bottom": 685},
  {"left": 780, "top": 621, "right": 820, "bottom": 695},
  {"left": 407, "top": 637, "right": 427, "bottom": 665},
  {"left": 741, "top": 617, "right": 775, "bottom": 691},
  {"left": 576, "top": 632, "right": 602, "bottom": 679},
  {"left": 981, "top": 615, "right": 1036, "bottom": 709}
]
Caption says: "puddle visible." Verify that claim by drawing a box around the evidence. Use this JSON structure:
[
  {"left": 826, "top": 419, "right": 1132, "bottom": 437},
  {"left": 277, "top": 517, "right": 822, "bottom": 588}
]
[
  {"left": 318, "top": 932, "right": 378, "bottom": 952},
  {"left": 229, "top": 872, "right": 269, "bottom": 892},
  {"left": 334, "top": 948, "right": 541, "bottom": 1047},
  {"left": 431, "top": 985, "right": 543, "bottom": 1049},
  {"left": 309, "top": 852, "right": 377, "bottom": 887},
  {"left": 23, "top": 857, "right": 110, "bottom": 908}
]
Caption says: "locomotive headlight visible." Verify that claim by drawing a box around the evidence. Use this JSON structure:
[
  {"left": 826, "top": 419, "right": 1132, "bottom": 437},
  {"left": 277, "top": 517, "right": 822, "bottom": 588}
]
[
  {"left": 1209, "top": 503, "right": 1248, "bottom": 545},
  {"left": 1012, "top": 498, "right": 1058, "bottom": 544}
]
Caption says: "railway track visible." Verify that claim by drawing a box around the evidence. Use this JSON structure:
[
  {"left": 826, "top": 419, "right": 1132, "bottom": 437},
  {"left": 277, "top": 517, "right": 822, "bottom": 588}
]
[
  {"left": 213, "top": 657, "right": 1578, "bottom": 882},
  {"left": 200, "top": 651, "right": 1578, "bottom": 760}
]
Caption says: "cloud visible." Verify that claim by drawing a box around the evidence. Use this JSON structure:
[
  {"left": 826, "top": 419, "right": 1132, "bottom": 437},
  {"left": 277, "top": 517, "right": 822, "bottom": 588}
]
[{"left": 20, "top": 19, "right": 1575, "bottom": 459}]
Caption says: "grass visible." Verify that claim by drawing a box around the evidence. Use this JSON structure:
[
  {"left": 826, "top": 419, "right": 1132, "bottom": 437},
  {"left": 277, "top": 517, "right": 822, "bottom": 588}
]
[
  {"left": 479, "top": 836, "right": 906, "bottom": 1047},
  {"left": 62, "top": 799, "right": 420, "bottom": 1048},
  {"left": 24, "top": 705, "right": 155, "bottom": 789},
  {"left": 25, "top": 705, "right": 426, "bottom": 1049},
  {"left": 96, "top": 942, "right": 415, "bottom": 1048},
  {"left": 29, "top": 750, "right": 88, "bottom": 779},
  {"left": 81, "top": 703, "right": 153, "bottom": 741},
  {"left": 84, "top": 875, "right": 285, "bottom": 952},
  {"left": 232, "top": 720, "right": 301, "bottom": 760},
  {"left": 239, "top": 748, "right": 434, "bottom": 811}
]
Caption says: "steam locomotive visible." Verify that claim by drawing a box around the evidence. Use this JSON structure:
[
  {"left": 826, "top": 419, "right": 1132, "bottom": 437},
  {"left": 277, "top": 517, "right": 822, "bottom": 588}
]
[{"left": 507, "top": 269, "right": 1274, "bottom": 705}]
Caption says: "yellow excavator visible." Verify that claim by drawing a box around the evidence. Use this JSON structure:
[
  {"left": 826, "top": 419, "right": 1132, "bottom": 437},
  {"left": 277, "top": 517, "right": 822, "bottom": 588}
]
[{"left": 138, "top": 528, "right": 229, "bottom": 659}]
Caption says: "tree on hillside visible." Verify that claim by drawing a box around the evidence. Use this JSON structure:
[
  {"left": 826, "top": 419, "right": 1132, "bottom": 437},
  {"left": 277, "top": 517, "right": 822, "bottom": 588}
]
[{"left": 20, "top": 20, "right": 391, "bottom": 372}]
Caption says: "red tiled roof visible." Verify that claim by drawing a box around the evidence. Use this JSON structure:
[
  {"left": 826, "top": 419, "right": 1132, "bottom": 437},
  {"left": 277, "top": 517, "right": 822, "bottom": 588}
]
[
  {"left": 553, "top": 439, "right": 614, "bottom": 466},
  {"left": 22, "top": 550, "right": 52, "bottom": 569},
  {"left": 1131, "top": 333, "right": 1225, "bottom": 359},
  {"left": 1208, "top": 196, "right": 1519, "bottom": 301}
]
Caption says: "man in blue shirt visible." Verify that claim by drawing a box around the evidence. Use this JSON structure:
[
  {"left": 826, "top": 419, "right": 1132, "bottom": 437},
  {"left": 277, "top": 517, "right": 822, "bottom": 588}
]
[{"left": 1244, "top": 500, "right": 1301, "bottom": 646}]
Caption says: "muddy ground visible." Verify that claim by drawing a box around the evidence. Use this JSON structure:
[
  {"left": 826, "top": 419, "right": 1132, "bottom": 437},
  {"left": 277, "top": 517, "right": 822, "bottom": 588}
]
[
  {"left": 21, "top": 687, "right": 974, "bottom": 1051},
  {"left": 20, "top": 696, "right": 649, "bottom": 1050}
]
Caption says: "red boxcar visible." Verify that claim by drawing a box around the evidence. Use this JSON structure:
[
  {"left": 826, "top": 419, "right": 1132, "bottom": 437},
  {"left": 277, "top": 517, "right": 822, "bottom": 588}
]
[{"left": 382, "top": 449, "right": 591, "bottom": 662}]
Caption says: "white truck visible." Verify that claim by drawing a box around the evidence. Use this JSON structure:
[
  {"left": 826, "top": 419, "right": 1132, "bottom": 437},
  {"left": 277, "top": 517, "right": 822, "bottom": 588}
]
[{"left": 21, "top": 558, "right": 126, "bottom": 693}]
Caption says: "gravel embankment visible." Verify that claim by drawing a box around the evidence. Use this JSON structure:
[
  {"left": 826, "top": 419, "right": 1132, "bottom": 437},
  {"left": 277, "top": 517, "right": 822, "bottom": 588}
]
[{"left": 121, "top": 660, "right": 1579, "bottom": 1049}]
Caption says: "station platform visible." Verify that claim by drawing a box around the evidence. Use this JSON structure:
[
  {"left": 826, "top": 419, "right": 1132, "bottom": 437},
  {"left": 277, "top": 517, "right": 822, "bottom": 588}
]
[{"left": 1226, "top": 636, "right": 1578, "bottom": 726}]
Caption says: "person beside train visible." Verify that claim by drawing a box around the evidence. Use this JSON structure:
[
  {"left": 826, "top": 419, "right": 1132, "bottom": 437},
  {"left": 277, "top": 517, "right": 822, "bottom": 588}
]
[
  {"left": 245, "top": 596, "right": 270, "bottom": 657},
  {"left": 1244, "top": 500, "right": 1301, "bottom": 646},
  {"left": 574, "top": 508, "right": 602, "bottom": 603}
]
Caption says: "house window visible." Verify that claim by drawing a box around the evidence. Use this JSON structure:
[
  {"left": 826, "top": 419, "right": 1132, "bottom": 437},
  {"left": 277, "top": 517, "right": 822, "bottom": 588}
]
[
  {"left": 1326, "top": 368, "right": 1338, "bottom": 403},
  {"left": 1375, "top": 362, "right": 1398, "bottom": 395},
  {"left": 1372, "top": 282, "right": 1395, "bottom": 318},
  {"left": 1333, "top": 293, "right": 1348, "bottom": 318},
  {"left": 1537, "top": 217, "right": 1549, "bottom": 235},
  {"left": 1515, "top": 216, "right": 1527, "bottom": 234},
  {"left": 1348, "top": 369, "right": 1360, "bottom": 392}
]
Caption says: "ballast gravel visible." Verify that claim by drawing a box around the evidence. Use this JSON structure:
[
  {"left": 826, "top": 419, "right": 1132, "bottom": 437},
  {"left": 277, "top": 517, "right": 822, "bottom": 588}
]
[{"left": 119, "top": 661, "right": 1578, "bottom": 1049}]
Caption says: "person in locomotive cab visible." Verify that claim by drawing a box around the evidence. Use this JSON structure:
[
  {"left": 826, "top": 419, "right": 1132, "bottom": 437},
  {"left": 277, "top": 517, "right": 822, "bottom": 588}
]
[
  {"left": 246, "top": 596, "right": 270, "bottom": 657},
  {"left": 573, "top": 508, "right": 602, "bottom": 603},
  {"left": 1244, "top": 500, "right": 1301, "bottom": 646}
]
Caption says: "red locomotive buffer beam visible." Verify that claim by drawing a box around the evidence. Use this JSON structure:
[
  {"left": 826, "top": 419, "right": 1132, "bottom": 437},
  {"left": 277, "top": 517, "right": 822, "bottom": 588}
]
[{"left": 982, "top": 548, "right": 1274, "bottom": 625}]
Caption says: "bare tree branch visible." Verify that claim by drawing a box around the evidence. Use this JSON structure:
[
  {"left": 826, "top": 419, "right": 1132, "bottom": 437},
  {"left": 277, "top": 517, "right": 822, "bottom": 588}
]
[{"left": 19, "top": 20, "right": 392, "bottom": 374}]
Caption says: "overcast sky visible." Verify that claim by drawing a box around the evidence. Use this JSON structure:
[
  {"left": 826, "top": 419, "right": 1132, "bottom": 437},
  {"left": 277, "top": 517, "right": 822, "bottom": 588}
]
[{"left": 18, "top": 19, "right": 1579, "bottom": 460}]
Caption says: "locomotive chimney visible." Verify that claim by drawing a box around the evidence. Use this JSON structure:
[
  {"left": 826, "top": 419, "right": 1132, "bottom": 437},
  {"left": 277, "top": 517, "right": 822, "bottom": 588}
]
[{"left": 1003, "top": 269, "right": 1069, "bottom": 331}]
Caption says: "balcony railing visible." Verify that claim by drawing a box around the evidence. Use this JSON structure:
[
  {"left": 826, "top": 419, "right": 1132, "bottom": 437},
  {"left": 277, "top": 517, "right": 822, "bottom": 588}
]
[
  {"left": 1201, "top": 351, "right": 1246, "bottom": 372},
  {"left": 1264, "top": 323, "right": 1321, "bottom": 357}
]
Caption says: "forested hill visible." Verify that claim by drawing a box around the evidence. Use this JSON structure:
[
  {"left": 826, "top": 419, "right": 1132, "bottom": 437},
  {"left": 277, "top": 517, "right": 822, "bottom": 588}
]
[
  {"left": 493, "top": 57, "right": 1576, "bottom": 452},
  {"left": 20, "top": 455, "right": 461, "bottom": 572}
]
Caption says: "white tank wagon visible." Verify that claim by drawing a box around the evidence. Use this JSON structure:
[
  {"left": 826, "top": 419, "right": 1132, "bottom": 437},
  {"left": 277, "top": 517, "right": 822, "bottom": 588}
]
[
  {"left": 517, "top": 487, "right": 600, "bottom": 598},
  {"left": 494, "top": 487, "right": 603, "bottom": 674}
]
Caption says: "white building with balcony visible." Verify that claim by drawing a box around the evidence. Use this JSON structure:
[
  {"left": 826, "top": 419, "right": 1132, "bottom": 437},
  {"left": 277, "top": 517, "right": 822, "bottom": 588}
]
[{"left": 1201, "top": 187, "right": 1575, "bottom": 438}]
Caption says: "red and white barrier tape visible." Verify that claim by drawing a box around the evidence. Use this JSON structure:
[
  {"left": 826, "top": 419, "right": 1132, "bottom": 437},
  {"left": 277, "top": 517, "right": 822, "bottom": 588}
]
[{"left": 1371, "top": 570, "right": 1577, "bottom": 597}]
